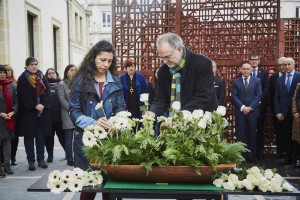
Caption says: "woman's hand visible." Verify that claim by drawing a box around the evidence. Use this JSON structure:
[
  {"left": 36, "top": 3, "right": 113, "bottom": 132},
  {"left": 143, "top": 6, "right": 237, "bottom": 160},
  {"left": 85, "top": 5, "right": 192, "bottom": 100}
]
[
  {"left": 36, "top": 104, "right": 44, "bottom": 112},
  {"left": 7, "top": 111, "right": 15, "bottom": 118},
  {"left": 96, "top": 117, "right": 111, "bottom": 130}
]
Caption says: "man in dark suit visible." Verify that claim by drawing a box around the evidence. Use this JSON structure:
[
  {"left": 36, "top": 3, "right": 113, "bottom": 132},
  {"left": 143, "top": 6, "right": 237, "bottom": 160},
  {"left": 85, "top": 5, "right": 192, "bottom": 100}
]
[
  {"left": 232, "top": 62, "right": 262, "bottom": 162},
  {"left": 212, "top": 60, "right": 225, "bottom": 106},
  {"left": 249, "top": 52, "right": 269, "bottom": 159},
  {"left": 274, "top": 57, "right": 300, "bottom": 165},
  {"left": 269, "top": 57, "right": 286, "bottom": 158},
  {"left": 148, "top": 32, "right": 218, "bottom": 118}
]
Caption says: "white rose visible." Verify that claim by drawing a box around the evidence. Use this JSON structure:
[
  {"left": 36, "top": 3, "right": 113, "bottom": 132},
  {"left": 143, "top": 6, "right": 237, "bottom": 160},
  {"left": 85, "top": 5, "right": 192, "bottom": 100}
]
[
  {"left": 203, "top": 111, "right": 212, "bottom": 121},
  {"left": 198, "top": 118, "right": 207, "bottom": 129},
  {"left": 221, "top": 118, "right": 229, "bottom": 128},
  {"left": 220, "top": 173, "right": 228, "bottom": 181},
  {"left": 253, "top": 173, "right": 263, "bottom": 186},
  {"left": 216, "top": 106, "right": 226, "bottom": 116},
  {"left": 223, "top": 181, "right": 235, "bottom": 190},
  {"left": 259, "top": 177, "right": 270, "bottom": 188},
  {"left": 264, "top": 169, "right": 273, "bottom": 180},
  {"left": 242, "top": 179, "right": 255, "bottom": 190},
  {"left": 228, "top": 174, "right": 239, "bottom": 185},
  {"left": 258, "top": 184, "right": 268, "bottom": 192},
  {"left": 140, "top": 93, "right": 149, "bottom": 103},
  {"left": 213, "top": 178, "right": 223, "bottom": 187},
  {"left": 192, "top": 109, "right": 204, "bottom": 119},
  {"left": 250, "top": 166, "right": 260, "bottom": 175},
  {"left": 236, "top": 181, "right": 244, "bottom": 189},
  {"left": 182, "top": 110, "right": 193, "bottom": 122},
  {"left": 246, "top": 174, "right": 256, "bottom": 185},
  {"left": 171, "top": 101, "right": 181, "bottom": 111},
  {"left": 282, "top": 182, "right": 294, "bottom": 192}
]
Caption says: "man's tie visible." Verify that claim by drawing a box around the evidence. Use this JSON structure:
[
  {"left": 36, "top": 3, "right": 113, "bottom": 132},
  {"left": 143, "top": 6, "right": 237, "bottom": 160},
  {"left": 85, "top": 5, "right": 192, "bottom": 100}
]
[
  {"left": 244, "top": 77, "right": 248, "bottom": 92},
  {"left": 286, "top": 73, "right": 291, "bottom": 92},
  {"left": 253, "top": 69, "right": 256, "bottom": 77}
]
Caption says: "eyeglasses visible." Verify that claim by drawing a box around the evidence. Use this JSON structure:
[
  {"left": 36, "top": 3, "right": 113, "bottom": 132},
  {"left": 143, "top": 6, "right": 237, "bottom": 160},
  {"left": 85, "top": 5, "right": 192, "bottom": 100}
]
[
  {"left": 0, "top": 71, "right": 6, "bottom": 74},
  {"left": 158, "top": 49, "right": 176, "bottom": 63}
]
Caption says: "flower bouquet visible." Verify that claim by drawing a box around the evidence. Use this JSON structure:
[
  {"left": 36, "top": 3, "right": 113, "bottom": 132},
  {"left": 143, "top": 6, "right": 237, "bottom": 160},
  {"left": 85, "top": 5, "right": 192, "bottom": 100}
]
[{"left": 83, "top": 94, "right": 247, "bottom": 183}]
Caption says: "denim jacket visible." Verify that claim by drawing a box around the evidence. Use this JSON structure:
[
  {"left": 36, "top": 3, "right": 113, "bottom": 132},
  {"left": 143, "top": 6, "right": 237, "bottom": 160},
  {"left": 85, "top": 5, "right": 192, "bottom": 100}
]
[{"left": 69, "top": 70, "right": 126, "bottom": 130}]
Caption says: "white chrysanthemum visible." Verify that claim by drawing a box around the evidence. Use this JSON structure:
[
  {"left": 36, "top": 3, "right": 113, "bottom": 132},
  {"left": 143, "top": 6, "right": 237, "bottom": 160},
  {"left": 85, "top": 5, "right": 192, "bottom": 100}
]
[
  {"left": 264, "top": 169, "right": 273, "bottom": 180},
  {"left": 84, "top": 124, "right": 94, "bottom": 131},
  {"left": 85, "top": 176, "right": 98, "bottom": 187},
  {"left": 94, "top": 126, "right": 108, "bottom": 139},
  {"left": 140, "top": 93, "right": 149, "bottom": 103},
  {"left": 48, "top": 170, "right": 62, "bottom": 183},
  {"left": 68, "top": 178, "right": 84, "bottom": 192},
  {"left": 220, "top": 173, "right": 229, "bottom": 181},
  {"left": 242, "top": 179, "right": 255, "bottom": 190},
  {"left": 171, "top": 101, "right": 181, "bottom": 111},
  {"left": 73, "top": 168, "right": 84, "bottom": 178},
  {"left": 216, "top": 106, "right": 226, "bottom": 116},
  {"left": 223, "top": 181, "right": 235, "bottom": 190},
  {"left": 182, "top": 110, "right": 193, "bottom": 122},
  {"left": 82, "top": 131, "right": 97, "bottom": 147},
  {"left": 282, "top": 181, "right": 294, "bottom": 192},
  {"left": 48, "top": 180, "right": 67, "bottom": 194},
  {"left": 203, "top": 111, "right": 212, "bottom": 121},
  {"left": 228, "top": 174, "right": 239, "bottom": 185},
  {"left": 192, "top": 109, "right": 204, "bottom": 119},
  {"left": 95, "top": 101, "right": 103, "bottom": 110},
  {"left": 61, "top": 170, "right": 74, "bottom": 180},
  {"left": 198, "top": 118, "right": 207, "bottom": 129},
  {"left": 114, "top": 117, "right": 132, "bottom": 130},
  {"left": 250, "top": 166, "right": 260, "bottom": 175},
  {"left": 116, "top": 111, "right": 132, "bottom": 117},
  {"left": 213, "top": 178, "right": 223, "bottom": 187}
]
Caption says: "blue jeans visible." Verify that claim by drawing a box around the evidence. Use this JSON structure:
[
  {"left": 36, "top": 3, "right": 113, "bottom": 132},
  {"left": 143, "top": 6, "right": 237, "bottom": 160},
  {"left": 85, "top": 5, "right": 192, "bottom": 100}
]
[
  {"left": 24, "top": 129, "right": 45, "bottom": 163},
  {"left": 65, "top": 128, "right": 74, "bottom": 161}
]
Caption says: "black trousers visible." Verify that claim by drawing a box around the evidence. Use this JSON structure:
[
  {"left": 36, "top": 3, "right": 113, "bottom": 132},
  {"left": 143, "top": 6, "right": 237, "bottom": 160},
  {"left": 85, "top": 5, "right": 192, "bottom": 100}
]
[{"left": 45, "top": 122, "right": 65, "bottom": 159}]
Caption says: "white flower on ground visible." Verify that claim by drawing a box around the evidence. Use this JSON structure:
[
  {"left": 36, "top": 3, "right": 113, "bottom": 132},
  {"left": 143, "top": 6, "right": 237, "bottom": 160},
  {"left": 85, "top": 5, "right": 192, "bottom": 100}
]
[
  {"left": 95, "top": 101, "right": 103, "bottom": 110},
  {"left": 48, "top": 180, "right": 67, "bottom": 194},
  {"left": 171, "top": 101, "right": 181, "bottom": 111},
  {"left": 223, "top": 181, "right": 235, "bottom": 190},
  {"left": 198, "top": 118, "right": 207, "bottom": 129},
  {"left": 68, "top": 178, "right": 84, "bottom": 192},
  {"left": 236, "top": 181, "right": 244, "bottom": 189},
  {"left": 182, "top": 110, "right": 193, "bottom": 122},
  {"left": 82, "top": 130, "right": 97, "bottom": 147},
  {"left": 140, "top": 93, "right": 149, "bottom": 103},
  {"left": 213, "top": 178, "right": 223, "bottom": 187},
  {"left": 85, "top": 176, "right": 98, "bottom": 187},
  {"left": 73, "top": 168, "right": 84, "bottom": 178},
  {"left": 258, "top": 184, "right": 268, "bottom": 192},
  {"left": 242, "top": 179, "right": 255, "bottom": 190},
  {"left": 216, "top": 106, "right": 226, "bottom": 116},
  {"left": 250, "top": 166, "right": 260, "bottom": 175},
  {"left": 94, "top": 126, "right": 108, "bottom": 139},
  {"left": 61, "top": 170, "right": 74, "bottom": 180},
  {"left": 264, "top": 169, "right": 273, "bottom": 180},
  {"left": 228, "top": 174, "right": 239, "bottom": 185},
  {"left": 192, "top": 109, "right": 204, "bottom": 119},
  {"left": 282, "top": 181, "right": 294, "bottom": 192},
  {"left": 220, "top": 173, "right": 229, "bottom": 181},
  {"left": 48, "top": 170, "right": 61, "bottom": 183}
]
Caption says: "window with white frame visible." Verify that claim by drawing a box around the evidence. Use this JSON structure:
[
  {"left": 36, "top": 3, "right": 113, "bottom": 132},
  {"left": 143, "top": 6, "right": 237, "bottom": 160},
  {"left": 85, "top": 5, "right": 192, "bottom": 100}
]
[
  {"left": 296, "top": 7, "right": 300, "bottom": 18},
  {"left": 102, "top": 11, "right": 111, "bottom": 28}
]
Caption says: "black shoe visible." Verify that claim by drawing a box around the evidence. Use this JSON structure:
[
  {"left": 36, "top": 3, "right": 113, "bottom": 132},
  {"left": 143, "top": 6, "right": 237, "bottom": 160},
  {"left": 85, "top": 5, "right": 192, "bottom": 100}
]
[
  {"left": 11, "top": 159, "right": 17, "bottom": 166},
  {"left": 0, "top": 167, "right": 6, "bottom": 177},
  {"left": 294, "top": 160, "right": 300, "bottom": 168},
  {"left": 4, "top": 163, "right": 13, "bottom": 174},
  {"left": 279, "top": 158, "right": 293, "bottom": 165},
  {"left": 67, "top": 160, "right": 74, "bottom": 166},
  {"left": 28, "top": 162, "right": 36, "bottom": 171},
  {"left": 38, "top": 160, "right": 48, "bottom": 169},
  {"left": 47, "top": 158, "right": 53, "bottom": 163}
]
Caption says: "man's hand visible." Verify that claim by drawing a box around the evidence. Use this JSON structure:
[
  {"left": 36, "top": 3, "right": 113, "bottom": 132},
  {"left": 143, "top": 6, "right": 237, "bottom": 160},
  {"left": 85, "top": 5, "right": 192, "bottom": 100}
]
[
  {"left": 277, "top": 114, "right": 284, "bottom": 121},
  {"left": 242, "top": 107, "right": 251, "bottom": 115},
  {"left": 36, "top": 104, "right": 44, "bottom": 112}
]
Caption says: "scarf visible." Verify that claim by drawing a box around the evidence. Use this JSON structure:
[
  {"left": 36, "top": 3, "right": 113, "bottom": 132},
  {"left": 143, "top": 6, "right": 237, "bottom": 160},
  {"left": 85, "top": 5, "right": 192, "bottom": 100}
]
[
  {"left": 169, "top": 48, "right": 186, "bottom": 116},
  {"left": 0, "top": 79, "right": 14, "bottom": 132},
  {"left": 24, "top": 70, "right": 46, "bottom": 97},
  {"left": 48, "top": 77, "right": 61, "bottom": 92}
]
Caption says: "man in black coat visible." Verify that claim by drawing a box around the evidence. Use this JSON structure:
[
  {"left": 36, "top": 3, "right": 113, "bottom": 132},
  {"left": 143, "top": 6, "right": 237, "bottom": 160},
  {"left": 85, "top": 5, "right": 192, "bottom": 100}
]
[
  {"left": 148, "top": 32, "right": 218, "bottom": 117},
  {"left": 249, "top": 52, "right": 269, "bottom": 159},
  {"left": 269, "top": 57, "right": 286, "bottom": 158},
  {"left": 212, "top": 60, "right": 225, "bottom": 106}
]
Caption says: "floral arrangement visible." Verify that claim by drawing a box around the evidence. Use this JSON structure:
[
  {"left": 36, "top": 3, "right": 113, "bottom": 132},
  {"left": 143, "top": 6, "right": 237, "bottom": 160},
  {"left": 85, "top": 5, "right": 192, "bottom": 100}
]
[
  {"left": 83, "top": 94, "right": 247, "bottom": 173},
  {"left": 213, "top": 166, "right": 294, "bottom": 192},
  {"left": 47, "top": 168, "right": 103, "bottom": 194}
]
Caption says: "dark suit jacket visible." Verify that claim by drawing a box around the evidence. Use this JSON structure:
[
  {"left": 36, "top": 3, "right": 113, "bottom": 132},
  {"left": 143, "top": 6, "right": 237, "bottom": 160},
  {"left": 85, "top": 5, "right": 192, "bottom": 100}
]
[
  {"left": 269, "top": 72, "right": 281, "bottom": 113},
  {"left": 150, "top": 48, "right": 218, "bottom": 116},
  {"left": 232, "top": 76, "right": 262, "bottom": 117},
  {"left": 214, "top": 75, "right": 225, "bottom": 106},
  {"left": 275, "top": 71, "right": 300, "bottom": 117},
  {"left": 254, "top": 67, "right": 269, "bottom": 107}
]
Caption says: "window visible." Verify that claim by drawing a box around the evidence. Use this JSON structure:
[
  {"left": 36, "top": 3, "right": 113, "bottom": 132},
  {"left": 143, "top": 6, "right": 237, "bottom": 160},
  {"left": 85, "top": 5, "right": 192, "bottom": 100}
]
[
  {"left": 28, "top": 14, "right": 34, "bottom": 57},
  {"left": 53, "top": 27, "right": 58, "bottom": 70},
  {"left": 296, "top": 7, "right": 300, "bottom": 18},
  {"left": 102, "top": 11, "right": 111, "bottom": 27}
]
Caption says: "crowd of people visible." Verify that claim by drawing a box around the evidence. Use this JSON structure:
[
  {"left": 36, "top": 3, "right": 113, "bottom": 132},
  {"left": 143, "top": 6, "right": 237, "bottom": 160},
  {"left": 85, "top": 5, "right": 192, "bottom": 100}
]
[{"left": 0, "top": 32, "right": 300, "bottom": 199}]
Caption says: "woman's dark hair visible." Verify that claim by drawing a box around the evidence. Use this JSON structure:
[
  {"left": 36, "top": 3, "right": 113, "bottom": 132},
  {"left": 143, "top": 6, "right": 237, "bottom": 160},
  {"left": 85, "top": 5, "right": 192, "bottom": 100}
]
[
  {"left": 45, "top": 68, "right": 60, "bottom": 78},
  {"left": 0, "top": 65, "right": 7, "bottom": 75},
  {"left": 75, "top": 40, "right": 117, "bottom": 100},
  {"left": 63, "top": 64, "right": 76, "bottom": 80},
  {"left": 25, "top": 57, "right": 38, "bottom": 67}
]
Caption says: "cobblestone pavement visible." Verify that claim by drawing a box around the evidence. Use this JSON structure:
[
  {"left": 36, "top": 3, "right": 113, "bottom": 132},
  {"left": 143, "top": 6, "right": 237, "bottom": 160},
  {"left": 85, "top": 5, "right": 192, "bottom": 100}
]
[{"left": 0, "top": 136, "right": 299, "bottom": 200}]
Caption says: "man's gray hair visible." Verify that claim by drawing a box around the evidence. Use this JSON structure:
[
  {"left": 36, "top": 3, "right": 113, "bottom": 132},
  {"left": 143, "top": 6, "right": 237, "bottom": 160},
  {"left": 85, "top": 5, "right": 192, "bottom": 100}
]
[
  {"left": 285, "top": 57, "right": 295, "bottom": 65},
  {"left": 277, "top": 57, "right": 286, "bottom": 62},
  {"left": 156, "top": 32, "right": 185, "bottom": 49}
]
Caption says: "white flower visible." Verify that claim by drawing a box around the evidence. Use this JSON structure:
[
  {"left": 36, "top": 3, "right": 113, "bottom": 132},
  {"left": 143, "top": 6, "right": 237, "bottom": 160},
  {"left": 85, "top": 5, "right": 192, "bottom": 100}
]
[
  {"left": 198, "top": 118, "right": 207, "bottom": 129},
  {"left": 85, "top": 176, "right": 98, "bottom": 187},
  {"left": 250, "top": 166, "right": 260, "bottom": 175},
  {"left": 68, "top": 178, "right": 84, "bottom": 192},
  {"left": 182, "top": 110, "right": 193, "bottom": 122},
  {"left": 213, "top": 178, "right": 223, "bottom": 187},
  {"left": 94, "top": 126, "right": 108, "bottom": 139},
  {"left": 171, "top": 101, "right": 181, "bottom": 111},
  {"left": 246, "top": 174, "right": 260, "bottom": 186},
  {"left": 192, "top": 109, "right": 204, "bottom": 119},
  {"left": 48, "top": 180, "right": 67, "bottom": 194},
  {"left": 221, "top": 118, "right": 229, "bottom": 128},
  {"left": 84, "top": 124, "right": 94, "bottom": 131},
  {"left": 264, "top": 169, "right": 273, "bottom": 180},
  {"left": 116, "top": 111, "right": 132, "bottom": 117},
  {"left": 216, "top": 106, "right": 226, "bottom": 116},
  {"left": 282, "top": 181, "right": 294, "bottom": 192},
  {"left": 61, "top": 170, "right": 74, "bottom": 180},
  {"left": 48, "top": 170, "right": 61, "bottom": 183},
  {"left": 140, "top": 93, "right": 149, "bottom": 103},
  {"left": 95, "top": 101, "right": 103, "bottom": 110},
  {"left": 236, "top": 181, "right": 244, "bottom": 189},
  {"left": 82, "top": 130, "right": 97, "bottom": 147},
  {"left": 242, "top": 179, "right": 255, "bottom": 190},
  {"left": 228, "top": 174, "right": 239, "bottom": 185},
  {"left": 223, "top": 181, "right": 235, "bottom": 190},
  {"left": 73, "top": 168, "right": 84, "bottom": 178},
  {"left": 220, "top": 173, "right": 228, "bottom": 181},
  {"left": 258, "top": 184, "right": 268, "bottom": 192},
  {"left": 157, "top": 116, "right": 167, "bottom": 122},
  {"left": 203, "top": 111, "right": 212, "bottom": 121}
]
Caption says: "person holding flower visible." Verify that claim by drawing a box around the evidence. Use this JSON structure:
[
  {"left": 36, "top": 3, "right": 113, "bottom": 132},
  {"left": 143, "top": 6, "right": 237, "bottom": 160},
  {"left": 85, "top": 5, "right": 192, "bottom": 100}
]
[
  {"left": 69, "top": 40, "right": 126, "bottom": 200},
  {"left": 0, "top": 65, "right": 18, "bottom": 176}
]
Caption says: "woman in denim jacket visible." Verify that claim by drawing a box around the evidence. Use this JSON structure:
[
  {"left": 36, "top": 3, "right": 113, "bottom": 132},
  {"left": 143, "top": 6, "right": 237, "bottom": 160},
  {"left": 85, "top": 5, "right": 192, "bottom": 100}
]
[{"left": 69, "top": 40, "right": 126, "bottom": 200}]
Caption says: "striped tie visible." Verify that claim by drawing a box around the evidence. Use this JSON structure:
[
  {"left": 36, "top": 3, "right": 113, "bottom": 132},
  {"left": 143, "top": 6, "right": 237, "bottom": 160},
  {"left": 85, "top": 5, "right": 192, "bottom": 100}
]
[{"left": 244, "top": 77, "right": 248, "bottom": 92}]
